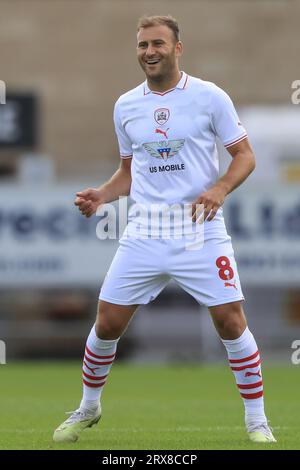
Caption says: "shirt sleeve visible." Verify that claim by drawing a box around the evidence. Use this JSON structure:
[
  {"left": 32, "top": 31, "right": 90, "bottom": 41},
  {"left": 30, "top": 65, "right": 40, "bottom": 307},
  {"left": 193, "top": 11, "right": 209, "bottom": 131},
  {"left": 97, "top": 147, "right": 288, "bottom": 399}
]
[
  {"left": 113, "top": 100, "right": 133, "bottom": 158},
  {"left": 210, "top": 85, "right": 247, "bottom": 148}
]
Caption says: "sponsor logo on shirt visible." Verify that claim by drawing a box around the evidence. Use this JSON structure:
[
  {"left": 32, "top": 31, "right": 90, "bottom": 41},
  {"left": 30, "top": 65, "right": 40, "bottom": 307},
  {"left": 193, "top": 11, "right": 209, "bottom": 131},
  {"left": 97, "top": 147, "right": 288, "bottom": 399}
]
[{"left": 143, "top": 139, "right": 185, "bottom": 161}]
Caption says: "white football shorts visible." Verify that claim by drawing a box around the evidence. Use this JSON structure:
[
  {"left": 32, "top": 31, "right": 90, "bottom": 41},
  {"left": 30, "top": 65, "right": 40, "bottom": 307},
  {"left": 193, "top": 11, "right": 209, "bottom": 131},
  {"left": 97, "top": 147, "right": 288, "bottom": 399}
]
[{"left": 99, "top": 223, "right": 244, "bottom": 308}]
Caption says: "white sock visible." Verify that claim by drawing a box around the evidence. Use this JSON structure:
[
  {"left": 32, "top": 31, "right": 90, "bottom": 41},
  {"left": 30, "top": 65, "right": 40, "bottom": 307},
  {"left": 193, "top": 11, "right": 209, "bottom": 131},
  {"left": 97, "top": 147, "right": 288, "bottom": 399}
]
[
  {"left": 80, "top": 325, "right": 119, "bottom": 411},
  {"left": 221, "top": 327, "right": 267, "bottom": 426}
]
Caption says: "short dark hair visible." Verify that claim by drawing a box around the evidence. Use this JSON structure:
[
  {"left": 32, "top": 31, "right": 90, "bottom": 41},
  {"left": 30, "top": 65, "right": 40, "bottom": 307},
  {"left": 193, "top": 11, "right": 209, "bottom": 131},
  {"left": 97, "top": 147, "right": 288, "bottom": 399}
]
[{"left": 137, "top": 15, "right": 180, "bottom": 43}]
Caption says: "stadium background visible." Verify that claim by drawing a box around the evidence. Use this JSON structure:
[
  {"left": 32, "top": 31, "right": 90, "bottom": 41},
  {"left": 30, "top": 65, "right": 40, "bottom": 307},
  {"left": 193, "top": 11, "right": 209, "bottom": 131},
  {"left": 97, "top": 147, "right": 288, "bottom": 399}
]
[{"left": 0, "top": 0, "right": 300, "bottom": 450}]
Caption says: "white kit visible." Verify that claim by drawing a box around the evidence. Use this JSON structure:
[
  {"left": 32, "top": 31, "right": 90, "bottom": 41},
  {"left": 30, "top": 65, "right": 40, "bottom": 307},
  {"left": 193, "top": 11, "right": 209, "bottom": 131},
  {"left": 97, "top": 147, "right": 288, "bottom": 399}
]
[{"left": 100, "top": 72, "right": 246, "bottom": 306}]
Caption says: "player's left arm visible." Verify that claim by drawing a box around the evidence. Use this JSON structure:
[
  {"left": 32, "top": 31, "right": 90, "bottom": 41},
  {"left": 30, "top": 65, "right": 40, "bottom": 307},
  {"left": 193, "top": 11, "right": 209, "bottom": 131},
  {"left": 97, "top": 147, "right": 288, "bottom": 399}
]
[{"left": 191, "top": 137, "right": 255, "bottom": 222}]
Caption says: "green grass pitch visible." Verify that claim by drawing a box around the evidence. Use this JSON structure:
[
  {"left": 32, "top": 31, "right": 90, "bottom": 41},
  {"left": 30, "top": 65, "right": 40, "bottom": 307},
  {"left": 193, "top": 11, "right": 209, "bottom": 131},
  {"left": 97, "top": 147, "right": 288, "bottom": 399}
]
[{"left": 0, "top": 362, "right": 299, "bottom": 450}]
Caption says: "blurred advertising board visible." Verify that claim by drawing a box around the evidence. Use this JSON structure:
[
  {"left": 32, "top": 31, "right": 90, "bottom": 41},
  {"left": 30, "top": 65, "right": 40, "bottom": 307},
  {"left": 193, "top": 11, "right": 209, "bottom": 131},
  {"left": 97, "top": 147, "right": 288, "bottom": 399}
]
[
  {"left": 225, "top": 184, "right": 300, "bottom": 286},
  {"left": 0, "top": 94, "right": 38, "bottom": 149},
  {"left": 0, "top": 183, "right": 118, "bottom": 287},
  {"left": 0, "top": 183, "right": 299, "bottom": 287}
]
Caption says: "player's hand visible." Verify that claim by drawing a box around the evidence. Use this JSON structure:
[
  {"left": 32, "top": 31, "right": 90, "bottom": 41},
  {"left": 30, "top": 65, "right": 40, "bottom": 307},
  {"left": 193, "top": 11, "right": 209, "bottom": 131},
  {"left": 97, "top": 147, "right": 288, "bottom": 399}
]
[
  {"left": 191, "top": 184, "right": 227, "bottom": 223},
  {"left": 74, "top": 188, "right": 105, "bottom": 218}
]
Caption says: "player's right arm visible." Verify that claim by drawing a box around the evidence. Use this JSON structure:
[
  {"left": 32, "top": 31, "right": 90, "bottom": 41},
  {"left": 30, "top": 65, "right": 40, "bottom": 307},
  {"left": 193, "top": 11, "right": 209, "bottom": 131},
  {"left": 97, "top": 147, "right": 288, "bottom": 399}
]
[{"left": 74, "top": 157, "right": 132, "bottom": 218}]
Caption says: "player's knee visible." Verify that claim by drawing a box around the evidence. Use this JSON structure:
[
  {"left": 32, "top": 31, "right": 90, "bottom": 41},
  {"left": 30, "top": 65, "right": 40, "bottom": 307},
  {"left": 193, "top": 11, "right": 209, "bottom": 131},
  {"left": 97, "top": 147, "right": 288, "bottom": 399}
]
[
  {"left": 95, "top": 305, "right": 122, "bottom": 340},
  {"left": 211, "top": 302, "right": 247, "bottom": 339},
  {"left": 94, "top": 317, "right": 120, "bottom": 340},
  {"left": 219, "top": 315, "right": 246, "bottom": 339}
]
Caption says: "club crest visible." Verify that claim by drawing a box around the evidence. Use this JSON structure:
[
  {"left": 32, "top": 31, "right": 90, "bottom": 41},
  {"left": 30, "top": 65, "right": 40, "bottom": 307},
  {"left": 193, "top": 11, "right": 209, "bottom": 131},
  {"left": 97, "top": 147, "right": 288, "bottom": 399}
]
[{"left": 154, "top": 108, "right": 170, "bottom": 126}]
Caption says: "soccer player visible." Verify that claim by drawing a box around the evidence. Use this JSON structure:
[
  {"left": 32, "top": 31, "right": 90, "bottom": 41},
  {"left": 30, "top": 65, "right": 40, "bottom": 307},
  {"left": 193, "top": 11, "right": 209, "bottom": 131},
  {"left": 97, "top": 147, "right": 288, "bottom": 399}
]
[{"left": 53, "top": 15, "right": 276, "bottom": 444}]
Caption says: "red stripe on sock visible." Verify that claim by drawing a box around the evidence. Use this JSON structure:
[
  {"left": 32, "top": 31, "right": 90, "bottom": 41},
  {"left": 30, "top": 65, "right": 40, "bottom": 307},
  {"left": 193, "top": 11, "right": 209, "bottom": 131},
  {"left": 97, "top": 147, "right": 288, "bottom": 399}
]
[
  {"left": 85, "top": 345, "right": 115, "bottom": 360},
  {"left": 237, "top": 381, "right": 263, "bottom": 390},
  {"left": 84, "top": 355, "right": 114, "bottom": 366},
  {"left": 83, "top": 378, "right": 106, "bottom": 388},
  {"left": 82, "top": 370, "right": 108, "bottom": 381},
  {"left": 231, "top": 359, "right": 261, "bottom": 372},
  {"left": 240, "top": 390, "right": 263, "bottom": 399},
  {"left": 229, "top": 350, "right": 259, "bottom": 364}
]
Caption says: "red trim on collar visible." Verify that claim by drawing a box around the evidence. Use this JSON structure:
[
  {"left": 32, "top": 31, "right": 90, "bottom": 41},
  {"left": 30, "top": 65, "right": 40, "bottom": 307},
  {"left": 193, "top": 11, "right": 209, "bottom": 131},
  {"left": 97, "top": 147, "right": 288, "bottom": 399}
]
[{"left": 143, "top": 73, "right": 189, "bottom": 96}]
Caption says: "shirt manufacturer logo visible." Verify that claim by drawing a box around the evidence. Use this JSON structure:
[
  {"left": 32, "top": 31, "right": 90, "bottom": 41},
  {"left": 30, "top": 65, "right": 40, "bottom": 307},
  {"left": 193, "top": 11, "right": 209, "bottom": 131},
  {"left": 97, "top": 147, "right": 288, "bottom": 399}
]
[{"left": 155, "top": 128, "right": 169, "bottom": 139}]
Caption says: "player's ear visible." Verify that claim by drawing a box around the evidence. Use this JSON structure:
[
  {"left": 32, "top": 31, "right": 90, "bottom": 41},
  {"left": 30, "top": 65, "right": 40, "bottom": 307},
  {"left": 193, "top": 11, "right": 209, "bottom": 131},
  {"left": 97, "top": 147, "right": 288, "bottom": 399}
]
[{"left": 175, "top": 41, "right": 183, "bottom": 58}]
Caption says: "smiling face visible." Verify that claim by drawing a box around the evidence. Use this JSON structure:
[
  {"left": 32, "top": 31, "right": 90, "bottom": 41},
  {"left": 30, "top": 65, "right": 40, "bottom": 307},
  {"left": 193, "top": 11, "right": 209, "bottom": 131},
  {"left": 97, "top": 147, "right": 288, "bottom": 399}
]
[{"left": 137, "top": 25, "right": 183, "bottom": 83}]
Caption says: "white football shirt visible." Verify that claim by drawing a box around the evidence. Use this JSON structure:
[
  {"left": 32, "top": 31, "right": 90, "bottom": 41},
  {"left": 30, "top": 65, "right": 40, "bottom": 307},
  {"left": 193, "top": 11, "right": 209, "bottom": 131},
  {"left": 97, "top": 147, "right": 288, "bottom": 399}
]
[{"left": 113, "top": 71, "right": 247, "bottom": 226}]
